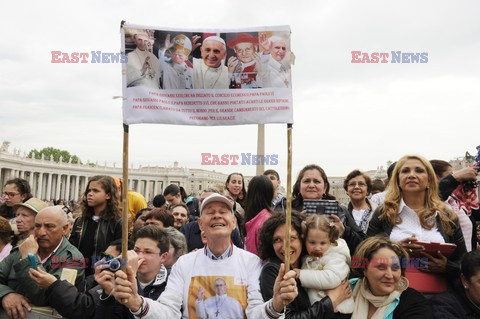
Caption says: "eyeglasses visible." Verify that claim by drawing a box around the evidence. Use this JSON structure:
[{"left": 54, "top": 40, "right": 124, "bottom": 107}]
[
  {"left": 347, "top": 182, "right": 367, "bottom": 188},
  {"left": 133, "top": 248, "right": 161, "bottom": 256},
  {"left": 2, "top": 192, "right": 20, "bottom": 198}
]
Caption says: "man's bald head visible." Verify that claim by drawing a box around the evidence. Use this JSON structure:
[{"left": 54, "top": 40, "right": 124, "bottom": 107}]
[
  {"left": 35, "top": 206, "right": 69, "bottom": 252},
  {"left": 36, "top": 206, "right": 68, "bottom": 226}
]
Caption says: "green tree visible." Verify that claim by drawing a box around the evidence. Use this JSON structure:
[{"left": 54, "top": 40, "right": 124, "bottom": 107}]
[{"left": 27, "top": 147, "right": 82, "bottom": 164}]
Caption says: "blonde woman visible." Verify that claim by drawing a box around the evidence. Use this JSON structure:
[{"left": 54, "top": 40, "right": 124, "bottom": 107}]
[{"left": 367, "top": 154, "right": 466, "bottom": 282}]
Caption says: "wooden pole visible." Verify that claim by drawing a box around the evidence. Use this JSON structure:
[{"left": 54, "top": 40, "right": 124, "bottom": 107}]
[
  {"left": 284, "top": 123, "right": 293, "bottom": 272},
  {"left": 122, "top": 123, "right": 129, "bottom": 261},
  {"left": 256, "top": 124, "right": 265, "bottom": 176}
]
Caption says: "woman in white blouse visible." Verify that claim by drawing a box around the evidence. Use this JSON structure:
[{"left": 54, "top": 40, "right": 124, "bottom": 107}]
[{"left": 367, "top": 154, "right": 466, "bottom": 281}]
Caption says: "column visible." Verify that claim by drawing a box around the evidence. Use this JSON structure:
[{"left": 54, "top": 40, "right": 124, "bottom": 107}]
[
  {"left": 147, "top": 181, "right": 152, "bottom": 201},
  {"left": 31, "top": 172, "right": 37, "bottom": 196},
  {"left": 65, "top": 175, "right": 71, "bottom": 201},
  {"left": 46, "top": 173, "right": 52, "bottom": 200},
  {"left": 55, "top": 174, "right": 61, "bottom": 200},
  {"left": 128, "top": 179, "right": 132, "bottom": 190},
  {"left": 37, "top": 172, "right": 44, "bottom": 199},
  {"left": 79, "top": 176, "right": 86, "bottom": 197},
  {"left": 153, "top": 181, "right": 158, "bottom": 197},
  {"left": 135, "top": 179, "right": 140, "bottom": 193},
  {"left": 74, "top": 175, "right": 80, "bottom": 201}
]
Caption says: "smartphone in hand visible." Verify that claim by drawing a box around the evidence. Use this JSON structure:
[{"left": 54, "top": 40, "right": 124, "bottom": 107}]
[{"left": 28, "top": 253, "right": 38, "bottom": 270}]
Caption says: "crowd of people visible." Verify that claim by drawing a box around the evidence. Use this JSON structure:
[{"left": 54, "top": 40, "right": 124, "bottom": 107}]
[{"left": 0, "top": 153, "right": 479, "bottom": 318}]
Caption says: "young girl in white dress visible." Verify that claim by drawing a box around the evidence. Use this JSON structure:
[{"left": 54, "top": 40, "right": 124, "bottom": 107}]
[{"left": 294, "top": 214, "right": 354, "bottom": 314}]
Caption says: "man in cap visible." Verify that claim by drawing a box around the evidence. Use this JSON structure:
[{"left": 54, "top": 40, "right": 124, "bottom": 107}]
[
  {"left": 113, "top": 193, "right": 298, "bottom": 318},
  {"left": 126, "top": 29, "right": 161, "bottom": 88},
  {"left": 227, "top": 33, "right": 266, "bottom": 88},
  {"left": 13, "top": 197, "right": 48, "bottom": 242},
  {"left": 259, "top": 33, "right": 291, "bottom": 88},
  {"left": 193, "top": 36, "right": 229, "bottom": 89},
  {"left": 0, "top": 206, "right": 85, "bottom": 318},
  {"left": 159, "top": 34, "right": 196, "bottom": 89}
]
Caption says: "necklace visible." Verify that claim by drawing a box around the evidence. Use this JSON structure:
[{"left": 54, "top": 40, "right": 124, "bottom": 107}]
[
  {"left": 202, "top": 65, "right": 224, "bottom": 89},
  {"left": 215, "top": 295, "right": 226, "bottom": 317}
]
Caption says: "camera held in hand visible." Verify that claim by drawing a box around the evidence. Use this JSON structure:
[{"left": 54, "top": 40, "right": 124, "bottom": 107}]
[
  {"left": 102, "top": 256, "right": 124, "bottom": 273},
  {"left": 464, "top": 146, "right": 480, "bottom": 191}
]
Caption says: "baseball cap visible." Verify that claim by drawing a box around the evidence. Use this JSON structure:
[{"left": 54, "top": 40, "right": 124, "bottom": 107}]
[{"left": 200, "top": 194, "right": 233, "bottom": 215}]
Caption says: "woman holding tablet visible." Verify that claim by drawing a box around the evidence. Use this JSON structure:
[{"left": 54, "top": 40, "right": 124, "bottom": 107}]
[
  {"left": 292, "top": 164, "right": 365, "bottom": 253},
  {"left": 367, "top": 154, "right": 466, "bottom": 290}
]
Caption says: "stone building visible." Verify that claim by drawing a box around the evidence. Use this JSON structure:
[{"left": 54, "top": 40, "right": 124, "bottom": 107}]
[{"left": 0, "top": 141, "right": 233, "bottom": 202}]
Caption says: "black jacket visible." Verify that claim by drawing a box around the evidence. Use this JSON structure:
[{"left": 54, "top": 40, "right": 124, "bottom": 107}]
[
  {"left": 387, "top": 287, "right": 433, "bottom": 319},
  {"left": 367, "top": 205, "right": 467, "bottom": 279},
  {"left": 69, "top": 214, "right": 122, "bottom": 275},
  {"left": 430, "top": 279, "right": 480, "bottom": 319},
  {"left": 45, "top": 277, "right": 101, "bottom": 319},
  {"left": 284, "top": 285, "right": 432, "bottom": 319},
  {"left": 95, "top": 266, "right": 168, "bottom": 319},
  {"left": 259, "top": 257, "right": 337, "bottom": 319}
]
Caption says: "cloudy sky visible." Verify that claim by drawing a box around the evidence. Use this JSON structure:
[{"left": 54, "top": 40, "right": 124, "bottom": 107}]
[{"left": 1, "top": 0, "right": 479, "bottom": 182}]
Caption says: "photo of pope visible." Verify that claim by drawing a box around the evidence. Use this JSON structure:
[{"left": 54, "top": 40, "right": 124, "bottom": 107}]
[{"left": 196, "top": 277, "right": 244, "bottom": 319}]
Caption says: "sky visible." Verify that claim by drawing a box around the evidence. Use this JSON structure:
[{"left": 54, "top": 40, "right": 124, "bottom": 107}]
[{"left": 1, "top": 0, "right": 479, "bottom": 183}]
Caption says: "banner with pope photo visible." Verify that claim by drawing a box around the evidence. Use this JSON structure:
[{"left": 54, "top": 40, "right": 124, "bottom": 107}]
[{"left": 121, "top": 23, "right": 293, "bottom": 126}]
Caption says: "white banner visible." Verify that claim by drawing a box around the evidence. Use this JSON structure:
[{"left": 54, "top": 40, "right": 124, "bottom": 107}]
[{"left": 121, "top": 23, "right": 293, "bottom": 126}]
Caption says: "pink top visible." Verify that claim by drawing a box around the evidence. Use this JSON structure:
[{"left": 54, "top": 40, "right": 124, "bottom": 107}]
[
  {"left": 0, "top": 243, "right": 12, "bottom": 262},
  {"left": 245, "top": 208, "right": 272, "bottom": 256}
]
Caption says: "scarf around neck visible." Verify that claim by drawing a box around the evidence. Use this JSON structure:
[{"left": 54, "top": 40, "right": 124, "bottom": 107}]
[{"left": 352, "top": 277, "right": 408, "bottom": 319}]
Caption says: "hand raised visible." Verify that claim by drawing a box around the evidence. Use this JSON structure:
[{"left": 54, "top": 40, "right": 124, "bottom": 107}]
[
  {"left": 19, "top": 235, "right": 38, "bottom": 259},
  {"left": 272, "top": 263, "right": 298, "bottom": 312}
]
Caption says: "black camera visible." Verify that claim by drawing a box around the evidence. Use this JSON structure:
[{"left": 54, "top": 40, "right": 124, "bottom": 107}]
[{"left": 103, "top": 256, "right": 124, "bottom": 273}]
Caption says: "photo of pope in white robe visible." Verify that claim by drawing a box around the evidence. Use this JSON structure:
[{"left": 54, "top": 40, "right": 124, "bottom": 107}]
[{"left": 196, "top": 278, "right": 244, "bottom": 319}]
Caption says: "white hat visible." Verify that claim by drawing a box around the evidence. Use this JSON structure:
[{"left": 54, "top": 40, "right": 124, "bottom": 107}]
[
  {"left": 203, "top": 36, "right": 226, "bottom": 48},
  {"left": 169, "top": 34, "right": 193, "bottom": 56},
  {"left": 200, "top": 194, "right": 233, "bottom": 215}
]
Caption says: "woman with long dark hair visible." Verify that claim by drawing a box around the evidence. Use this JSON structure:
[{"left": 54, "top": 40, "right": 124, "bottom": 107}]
[
  {"left": 258, "top": 212, "right": 351, "bottom": 319},
  {"left": 244, "top": 175, "right": 274, "bottom": 255},
  {"left": 225, "top": 172, "right": 247, "bottom": 210},
  {"left": 0, "top": 178, "right": 32, "bottom": 219},
  {"left": 69, "top": 175, "right": 122, "bottom": 276}
]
